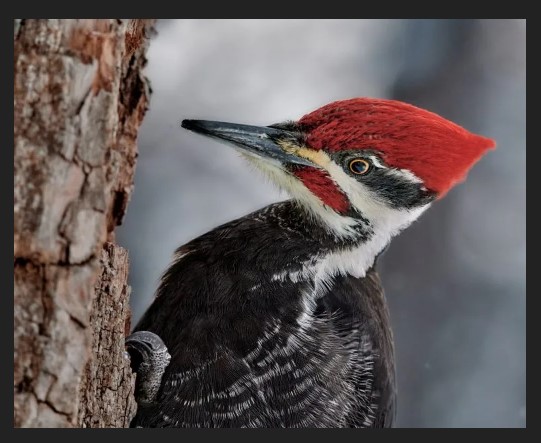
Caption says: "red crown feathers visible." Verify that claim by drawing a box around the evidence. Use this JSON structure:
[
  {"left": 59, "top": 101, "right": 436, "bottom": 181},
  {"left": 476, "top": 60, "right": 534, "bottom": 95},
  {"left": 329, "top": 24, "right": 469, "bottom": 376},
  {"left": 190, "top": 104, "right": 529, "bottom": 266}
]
[{"left": 299, "top": 98, "right": 496, "bottom": 197}]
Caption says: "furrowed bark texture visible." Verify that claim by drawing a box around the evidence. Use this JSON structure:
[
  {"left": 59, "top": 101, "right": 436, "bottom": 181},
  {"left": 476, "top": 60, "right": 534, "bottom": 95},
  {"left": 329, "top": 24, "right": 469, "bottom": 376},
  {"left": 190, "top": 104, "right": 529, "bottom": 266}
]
[{"left": 14, "top": 19, "right": 155, "bottom": 428}]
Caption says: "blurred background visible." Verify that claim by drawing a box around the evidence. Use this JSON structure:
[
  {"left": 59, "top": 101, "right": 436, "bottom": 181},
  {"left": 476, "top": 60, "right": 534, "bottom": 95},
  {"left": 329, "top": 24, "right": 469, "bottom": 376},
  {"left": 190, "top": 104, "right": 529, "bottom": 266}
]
[{"left": 117, "top": 19, "right": 525, "bottom": 428}]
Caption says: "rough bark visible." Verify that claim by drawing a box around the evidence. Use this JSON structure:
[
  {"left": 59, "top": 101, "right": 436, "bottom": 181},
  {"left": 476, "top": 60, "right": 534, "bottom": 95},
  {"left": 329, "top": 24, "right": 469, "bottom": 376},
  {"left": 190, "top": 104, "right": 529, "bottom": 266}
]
[{"left": 14, "top": 19, "right": 155, "bottom": 428}]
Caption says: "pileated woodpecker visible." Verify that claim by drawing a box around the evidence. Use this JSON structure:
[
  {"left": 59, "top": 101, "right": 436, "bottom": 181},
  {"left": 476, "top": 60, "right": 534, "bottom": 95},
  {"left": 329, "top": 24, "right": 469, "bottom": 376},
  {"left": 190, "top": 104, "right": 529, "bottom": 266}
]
[{"left": 126, "top": 98, "right": 495, "bottom": 428}]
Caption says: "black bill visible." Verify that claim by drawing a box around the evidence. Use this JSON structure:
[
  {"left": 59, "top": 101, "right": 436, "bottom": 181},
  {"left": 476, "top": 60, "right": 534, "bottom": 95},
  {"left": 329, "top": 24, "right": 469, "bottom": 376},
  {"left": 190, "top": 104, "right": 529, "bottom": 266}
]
[{"left": 181, "top": 119, "right": 314, "bottom": 167}]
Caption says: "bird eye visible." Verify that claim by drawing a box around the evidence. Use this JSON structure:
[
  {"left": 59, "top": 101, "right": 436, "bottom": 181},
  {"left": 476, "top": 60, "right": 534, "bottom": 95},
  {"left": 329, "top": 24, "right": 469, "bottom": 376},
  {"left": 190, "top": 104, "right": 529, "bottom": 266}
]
[{"left": 349, "top": 158, "right": 371, "bottom": 175}]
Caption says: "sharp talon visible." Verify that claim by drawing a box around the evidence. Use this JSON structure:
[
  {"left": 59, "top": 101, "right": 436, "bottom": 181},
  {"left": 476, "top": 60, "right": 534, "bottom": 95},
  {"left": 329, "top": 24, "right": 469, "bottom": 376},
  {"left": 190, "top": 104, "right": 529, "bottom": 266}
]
[
  {"left": 126, "top": 330, "right": 168, "bottom": 352},
  {"left": 125, "top": 330, "right": 171, "bottom": 406}
]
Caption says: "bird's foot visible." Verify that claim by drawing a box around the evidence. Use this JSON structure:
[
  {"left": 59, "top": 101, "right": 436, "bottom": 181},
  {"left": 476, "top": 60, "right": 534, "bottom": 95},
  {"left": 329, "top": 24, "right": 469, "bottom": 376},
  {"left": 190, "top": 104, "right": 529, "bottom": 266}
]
[{"left": 125, "top": 331, "right": 171, "bottom": 406}]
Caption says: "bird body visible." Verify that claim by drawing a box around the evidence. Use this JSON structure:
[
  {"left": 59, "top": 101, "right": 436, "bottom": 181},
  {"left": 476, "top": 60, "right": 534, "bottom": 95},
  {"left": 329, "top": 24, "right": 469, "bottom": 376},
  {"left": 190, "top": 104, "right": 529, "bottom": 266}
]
[
  {"left": 128, "top": 98, "right": 495, "bottom": 428},
  {"left": 133, "top": 201, "right": 395, "bottom": 427}
]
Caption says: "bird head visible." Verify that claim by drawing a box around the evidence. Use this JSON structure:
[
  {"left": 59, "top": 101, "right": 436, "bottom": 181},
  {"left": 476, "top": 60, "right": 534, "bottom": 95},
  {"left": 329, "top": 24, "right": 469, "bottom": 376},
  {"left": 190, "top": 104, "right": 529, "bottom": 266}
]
[{"left": 182, "top": 98, "right": 495, "bottom": 239}]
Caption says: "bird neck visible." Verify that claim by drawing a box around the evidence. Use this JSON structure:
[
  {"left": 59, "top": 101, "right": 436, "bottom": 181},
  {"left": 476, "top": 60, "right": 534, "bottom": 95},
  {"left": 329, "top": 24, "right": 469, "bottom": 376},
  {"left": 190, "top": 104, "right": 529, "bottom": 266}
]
[
  {"left": 274, "top": 198, "right": 429, "bottom": 283},
  {"left": 261, "top": 201, "right": 381, "bottom": 285}
]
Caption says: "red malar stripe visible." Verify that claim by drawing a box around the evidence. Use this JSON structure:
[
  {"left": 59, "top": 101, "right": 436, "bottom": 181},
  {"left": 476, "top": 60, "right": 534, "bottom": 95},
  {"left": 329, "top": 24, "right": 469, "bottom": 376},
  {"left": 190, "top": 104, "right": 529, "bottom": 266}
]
[{"left": 293, "top": 167, "right": 350, "bottom": 213}]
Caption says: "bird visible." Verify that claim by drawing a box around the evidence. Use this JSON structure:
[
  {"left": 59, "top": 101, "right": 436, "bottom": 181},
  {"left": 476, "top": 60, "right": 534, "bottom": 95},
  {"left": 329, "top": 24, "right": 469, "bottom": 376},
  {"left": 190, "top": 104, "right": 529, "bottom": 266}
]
[{"left": 125, "top": 97, "right": 495, "bottom": 428}]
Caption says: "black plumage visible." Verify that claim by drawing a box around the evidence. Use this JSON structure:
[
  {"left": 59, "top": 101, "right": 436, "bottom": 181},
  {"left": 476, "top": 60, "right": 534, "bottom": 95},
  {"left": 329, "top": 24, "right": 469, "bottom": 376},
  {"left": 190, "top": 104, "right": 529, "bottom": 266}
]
[{"left": 132, "top": 201, "right": 396, "bottom": 428}]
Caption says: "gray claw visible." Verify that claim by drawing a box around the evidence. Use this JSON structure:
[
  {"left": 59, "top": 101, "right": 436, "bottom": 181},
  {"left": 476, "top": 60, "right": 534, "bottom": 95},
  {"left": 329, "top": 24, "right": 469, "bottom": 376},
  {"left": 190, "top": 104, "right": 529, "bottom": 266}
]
[{"left": 125, "top": 331, "right": 171, "bottom": 406}]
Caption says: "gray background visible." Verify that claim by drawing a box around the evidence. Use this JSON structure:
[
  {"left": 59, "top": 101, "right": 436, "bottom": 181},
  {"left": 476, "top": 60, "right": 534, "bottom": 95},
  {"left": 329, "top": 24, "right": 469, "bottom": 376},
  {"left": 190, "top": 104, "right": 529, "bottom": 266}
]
[{"left": 117, "top": 19, "right": 525, "bottom": 427}]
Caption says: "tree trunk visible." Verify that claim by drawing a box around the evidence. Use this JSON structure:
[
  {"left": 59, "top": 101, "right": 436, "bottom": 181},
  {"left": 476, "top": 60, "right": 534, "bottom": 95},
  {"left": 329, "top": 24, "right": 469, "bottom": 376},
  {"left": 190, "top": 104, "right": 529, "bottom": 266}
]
[{"left": 14, "top": 19, "right": 155, "bottom": 428}]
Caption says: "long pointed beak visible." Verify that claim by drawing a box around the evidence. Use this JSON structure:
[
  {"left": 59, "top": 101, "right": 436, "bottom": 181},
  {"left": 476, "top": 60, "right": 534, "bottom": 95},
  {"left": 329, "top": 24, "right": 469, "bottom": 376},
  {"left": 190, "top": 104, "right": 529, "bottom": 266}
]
[{"left": 181, "top": 119, "right": 314, "bottom": 167}]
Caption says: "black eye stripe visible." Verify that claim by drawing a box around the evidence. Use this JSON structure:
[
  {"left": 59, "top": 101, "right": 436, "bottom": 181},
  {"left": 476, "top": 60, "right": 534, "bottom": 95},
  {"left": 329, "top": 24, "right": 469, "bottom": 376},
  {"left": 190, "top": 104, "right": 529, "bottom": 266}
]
[{"left": 349, "top": 158, "right": 371, "bottom": 175}]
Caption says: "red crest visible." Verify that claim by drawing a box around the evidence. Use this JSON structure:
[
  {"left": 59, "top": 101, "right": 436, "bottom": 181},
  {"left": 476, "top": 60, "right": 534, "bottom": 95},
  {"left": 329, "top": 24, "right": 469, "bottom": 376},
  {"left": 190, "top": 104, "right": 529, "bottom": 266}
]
[{"left": 299, "top": 98, "right": 495, "bottom": 197}]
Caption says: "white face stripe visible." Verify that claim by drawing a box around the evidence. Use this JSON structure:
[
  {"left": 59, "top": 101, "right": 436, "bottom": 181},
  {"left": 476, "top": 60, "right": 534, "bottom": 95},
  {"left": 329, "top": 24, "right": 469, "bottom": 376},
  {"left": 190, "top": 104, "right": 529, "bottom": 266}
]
[
  {"left": 323, "top": 153, "right": 429, "bottom": 232},
  {"left": 274, "top": 144, "right": 428, "bottom": 232},
  {"left": 240, "top": 152, "right": 360, "bottom": 238},
  {"left": 322, "top": 155, "right": 431, "bottom": 280},
  {"left": 241, "top": 142, "right": 428, "bottom": 239},
  {"left": 240, "top": 148, "right": 431, "bottom": 282}
]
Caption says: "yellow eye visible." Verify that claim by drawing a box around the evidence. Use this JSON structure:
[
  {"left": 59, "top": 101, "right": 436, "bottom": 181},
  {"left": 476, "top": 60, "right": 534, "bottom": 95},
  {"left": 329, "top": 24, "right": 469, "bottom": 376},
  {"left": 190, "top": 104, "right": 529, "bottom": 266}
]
[{"left": 349, "top": 158, "right": 371, "bottom": 175}]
